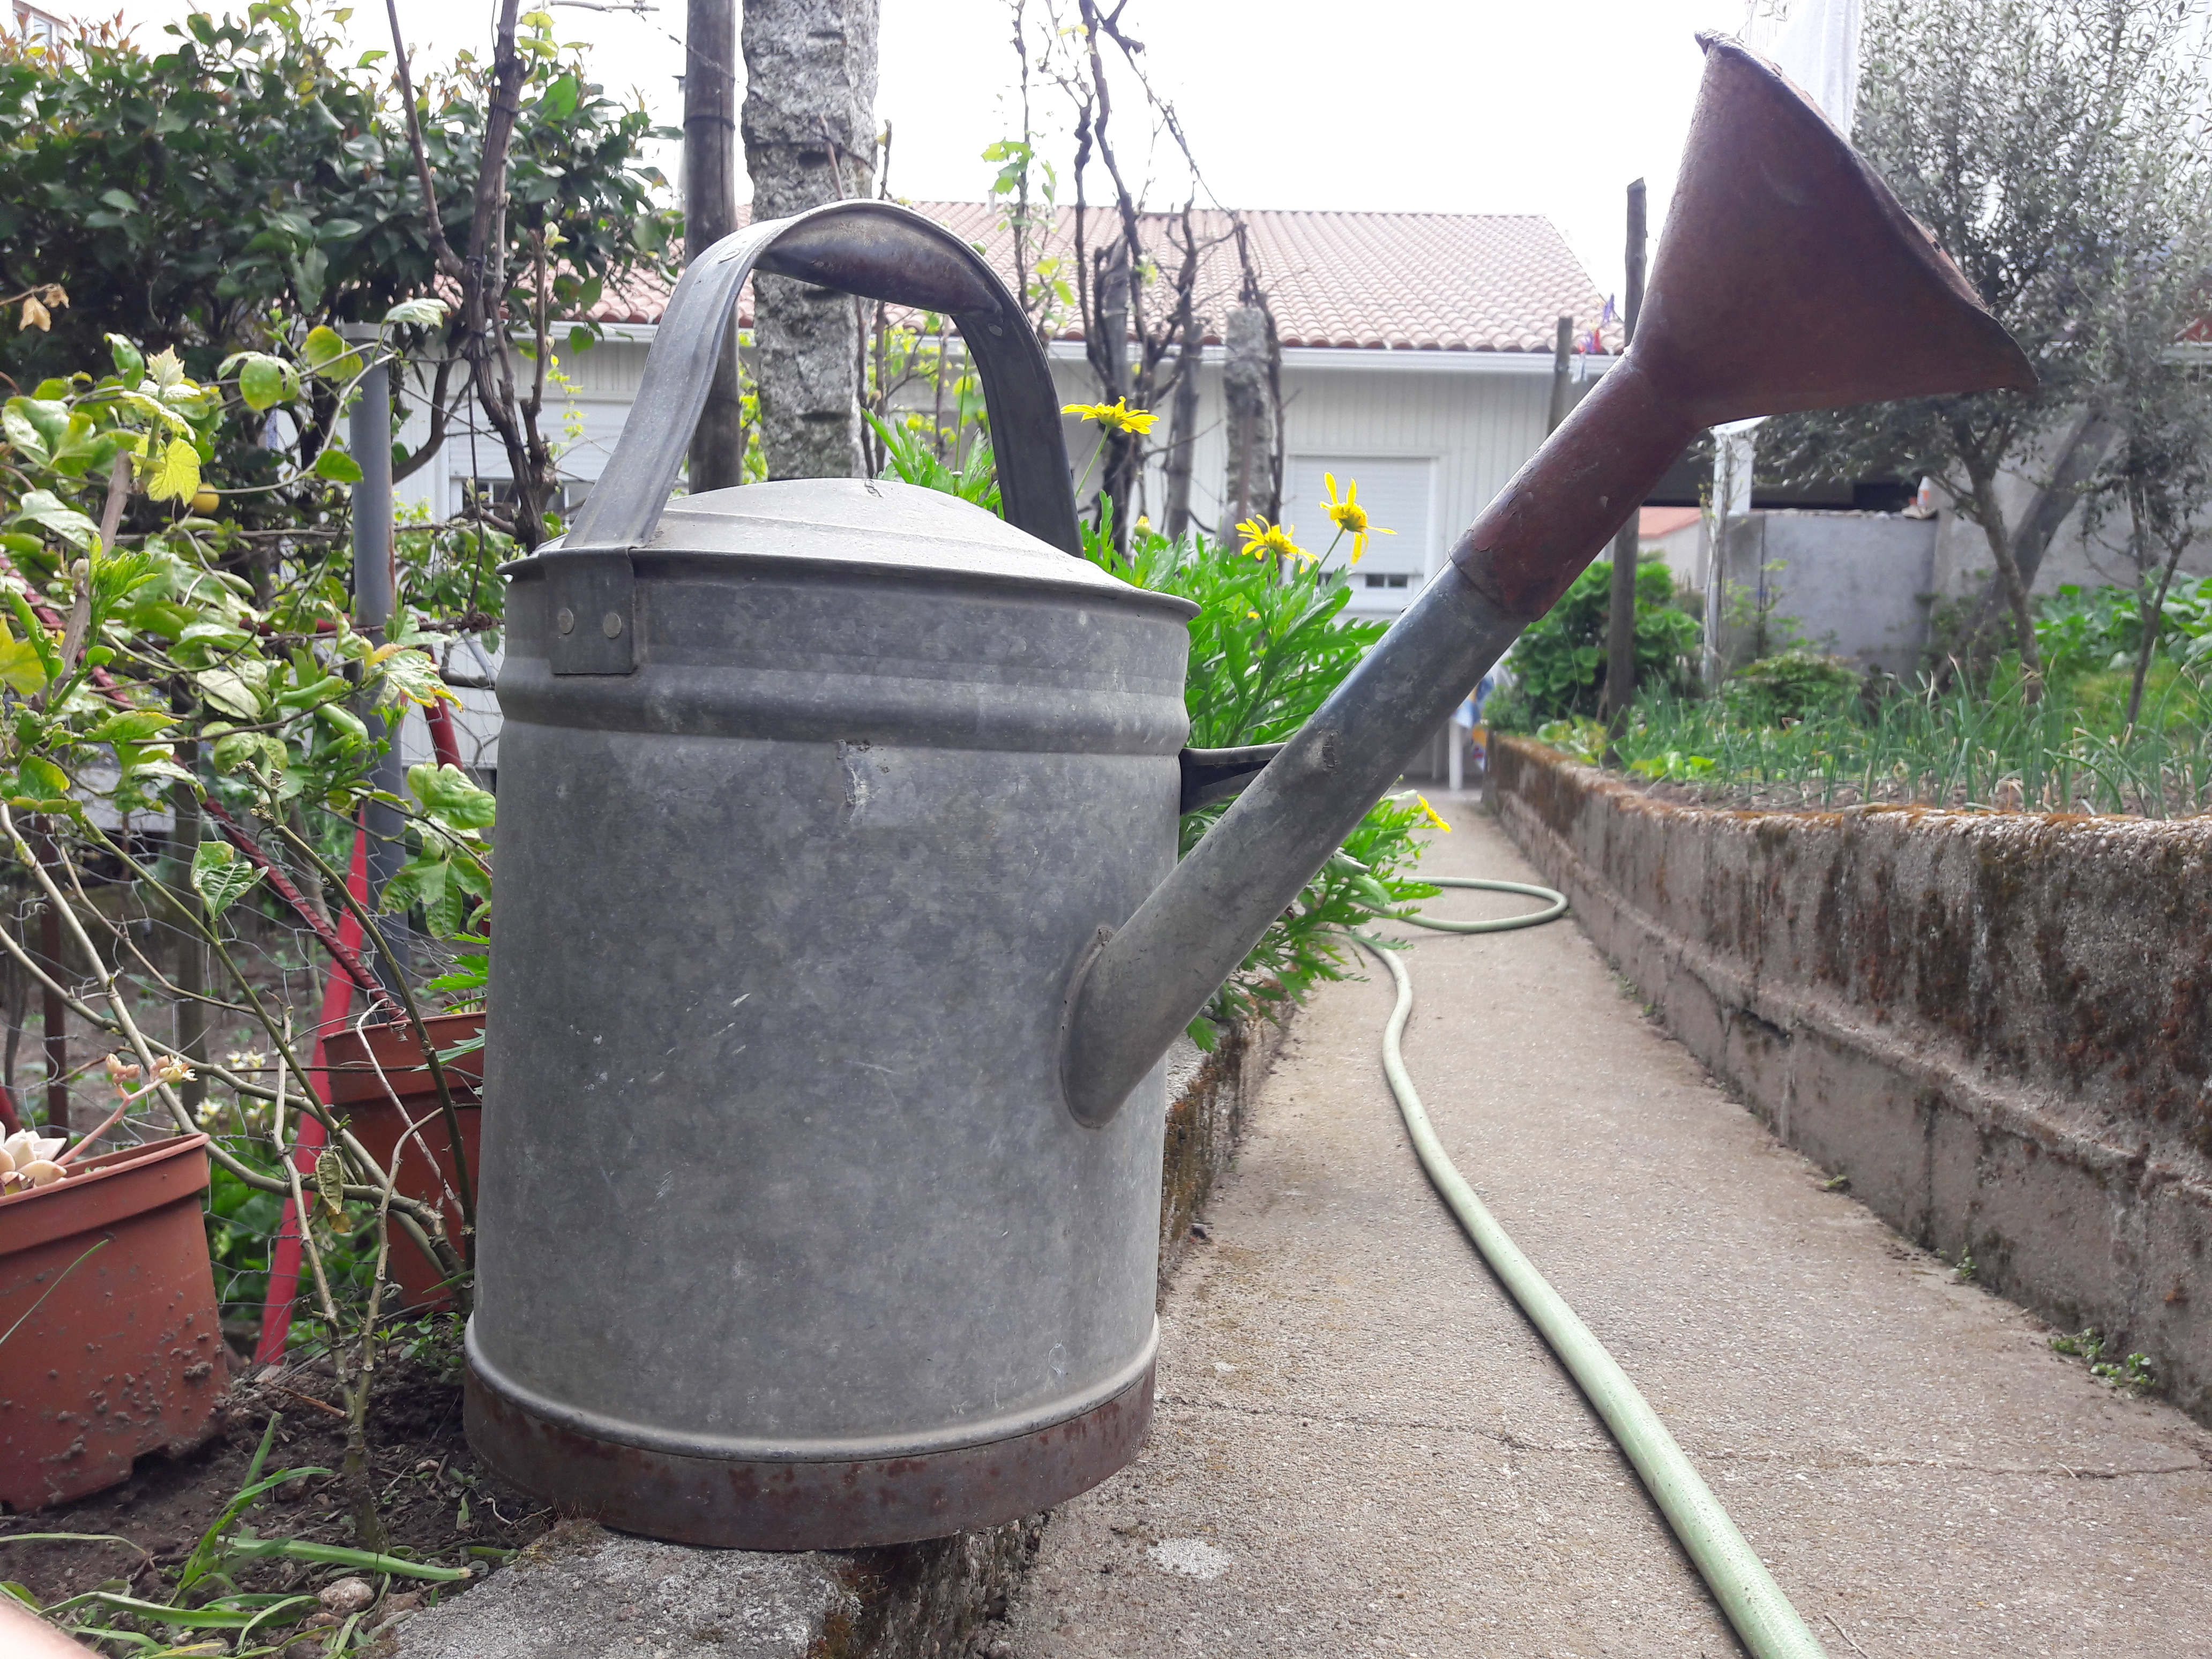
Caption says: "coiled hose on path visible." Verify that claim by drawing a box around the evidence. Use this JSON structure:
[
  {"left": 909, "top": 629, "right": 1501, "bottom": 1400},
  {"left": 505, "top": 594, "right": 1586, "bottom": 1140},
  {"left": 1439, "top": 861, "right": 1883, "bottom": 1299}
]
[{"left": 1358, "top": 876, "right": 1827, "bottom": 1659}]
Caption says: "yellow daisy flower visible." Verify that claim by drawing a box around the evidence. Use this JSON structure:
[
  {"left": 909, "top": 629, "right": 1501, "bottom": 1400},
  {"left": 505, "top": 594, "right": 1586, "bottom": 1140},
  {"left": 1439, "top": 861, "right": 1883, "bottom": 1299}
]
[
  {"left": 1236, "top": 517, "right": 1307, "bottom": 563},
  {"left": 1062, "top": 398, "right": 1159, "bottom": 436},
  {"left": 1416, "top": 794, "right": 1451, "bottom": 832},
  {"left": 1322, "top": 472, "right": 1395, "bottom": 566}
]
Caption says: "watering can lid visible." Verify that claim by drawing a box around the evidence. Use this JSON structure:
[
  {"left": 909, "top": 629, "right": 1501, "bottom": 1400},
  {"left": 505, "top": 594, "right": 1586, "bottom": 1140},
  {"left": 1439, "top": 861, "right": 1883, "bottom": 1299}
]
[{"left": 528, "top": 477, "right": 1197, "bottom": 619}]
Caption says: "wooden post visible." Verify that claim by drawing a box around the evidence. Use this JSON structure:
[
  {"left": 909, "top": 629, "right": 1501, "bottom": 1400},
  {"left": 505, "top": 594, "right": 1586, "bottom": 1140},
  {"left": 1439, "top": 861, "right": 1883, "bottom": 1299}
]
[
  {"left": 350, "top": 355, "right": 408, "bottom": 995},
  {"left": 686, "top": 0, "right": 745, "bottom": 493},
  {"left": 1603, "top": 180, "right": 1649, "bottom": 726},
  {"left": 1219, "top": 305, "right": 1279, "bottom": 538},
  {"left": 1546, "top": 316, "right": 1573, "bottom": 434},
  {"left": 170, "top": 757, "right": 206, "bottom": 1118}
]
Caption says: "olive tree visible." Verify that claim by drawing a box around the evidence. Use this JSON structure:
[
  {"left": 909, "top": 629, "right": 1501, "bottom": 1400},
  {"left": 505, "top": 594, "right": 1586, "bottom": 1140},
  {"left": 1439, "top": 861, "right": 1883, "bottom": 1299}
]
[{"left": 1759, "top": 0, "right": 2212, "bottom": 692}]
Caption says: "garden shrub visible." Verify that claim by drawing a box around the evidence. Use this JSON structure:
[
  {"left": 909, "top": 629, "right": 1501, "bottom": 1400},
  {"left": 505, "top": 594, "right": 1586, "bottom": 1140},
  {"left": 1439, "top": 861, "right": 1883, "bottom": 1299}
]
[
  {"left": 1720, "top": 649, "right": 1863, "bottom": 723},
  {"left": 1077, "top": 516, "right": 1443, "bottom": 1038},
  {"left": 1488, "top": 553, "right": 1700, "bottom": 728}
]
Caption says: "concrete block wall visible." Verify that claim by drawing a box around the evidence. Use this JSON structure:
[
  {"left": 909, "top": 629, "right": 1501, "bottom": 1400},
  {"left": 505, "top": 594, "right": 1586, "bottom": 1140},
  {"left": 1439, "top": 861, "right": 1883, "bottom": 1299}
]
[
  {"left": 1489, "top": 736, "right": 2212, "bottom": 1424},
  {"left": 1708, "top": 510, "right": 1939, "bottom": 676}
]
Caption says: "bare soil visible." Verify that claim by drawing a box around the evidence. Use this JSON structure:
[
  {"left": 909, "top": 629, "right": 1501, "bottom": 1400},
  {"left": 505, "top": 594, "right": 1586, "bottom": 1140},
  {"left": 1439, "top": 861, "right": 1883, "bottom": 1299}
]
[{"left": 0, "top": 1337, "right": 551, "bottom": 1641}]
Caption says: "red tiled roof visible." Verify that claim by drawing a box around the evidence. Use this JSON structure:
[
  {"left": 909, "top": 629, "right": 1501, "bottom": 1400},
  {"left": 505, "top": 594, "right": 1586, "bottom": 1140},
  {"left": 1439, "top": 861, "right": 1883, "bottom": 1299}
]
[
  {"left": 587, "top": 201, "right": 1618, "bottom": 354},
  {"left": 1639, "top": 506, "right": 1702, "bottom": 537}
]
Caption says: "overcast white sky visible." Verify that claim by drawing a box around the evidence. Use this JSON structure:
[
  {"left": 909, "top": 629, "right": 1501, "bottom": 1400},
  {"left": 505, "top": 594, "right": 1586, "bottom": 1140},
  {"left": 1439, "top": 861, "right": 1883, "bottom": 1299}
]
[{"left": 124, "top": 0, "right": 1775, "bottom": 303}]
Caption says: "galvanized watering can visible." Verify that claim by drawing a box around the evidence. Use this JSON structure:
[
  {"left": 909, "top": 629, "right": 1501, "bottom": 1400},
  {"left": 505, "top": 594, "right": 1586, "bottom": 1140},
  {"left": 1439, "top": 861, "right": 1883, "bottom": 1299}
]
[{"left": 466, "top": 36, "right": 2032, "bottom": 1549}]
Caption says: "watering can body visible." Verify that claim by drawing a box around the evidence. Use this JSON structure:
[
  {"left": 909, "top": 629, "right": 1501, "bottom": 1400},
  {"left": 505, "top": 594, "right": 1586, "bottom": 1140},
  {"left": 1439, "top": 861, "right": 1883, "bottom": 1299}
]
[
  {"left": 470, "top": 482, "right": 1192, "bottom": 1548},
  {"left": 468, "top": 35, "right": 2035, "bottom": 1551}
]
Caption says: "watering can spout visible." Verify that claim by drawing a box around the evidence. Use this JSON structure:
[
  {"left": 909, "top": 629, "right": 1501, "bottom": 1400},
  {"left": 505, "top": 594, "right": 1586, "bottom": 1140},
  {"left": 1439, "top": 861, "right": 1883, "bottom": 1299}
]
[{"left": 1059, "top": 34, "right": 2035, "bottom": 1127}]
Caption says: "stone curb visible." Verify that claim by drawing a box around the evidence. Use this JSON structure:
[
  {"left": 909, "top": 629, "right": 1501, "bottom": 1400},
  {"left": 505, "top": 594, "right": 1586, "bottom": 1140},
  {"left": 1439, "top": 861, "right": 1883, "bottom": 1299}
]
[{"left": 1488, "top": 736, "right": 2212, "bottom": 1425}]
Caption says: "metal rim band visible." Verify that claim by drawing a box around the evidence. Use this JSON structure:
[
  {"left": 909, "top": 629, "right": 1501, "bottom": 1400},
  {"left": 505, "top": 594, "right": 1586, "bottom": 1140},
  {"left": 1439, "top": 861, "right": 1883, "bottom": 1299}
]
[
  {"left": 465, "top": 1354, "right": 1155, "bottom": 1550},
  {"left": 464, "top": 1317, "right": 1158, "bottom": 1464}
]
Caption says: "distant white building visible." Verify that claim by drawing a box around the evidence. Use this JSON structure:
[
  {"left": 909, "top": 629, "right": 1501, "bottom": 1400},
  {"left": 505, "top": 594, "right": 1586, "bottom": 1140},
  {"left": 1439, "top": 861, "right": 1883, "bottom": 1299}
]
[{"left": 395, "top": 203, "right": 1622, "bottom": 774}]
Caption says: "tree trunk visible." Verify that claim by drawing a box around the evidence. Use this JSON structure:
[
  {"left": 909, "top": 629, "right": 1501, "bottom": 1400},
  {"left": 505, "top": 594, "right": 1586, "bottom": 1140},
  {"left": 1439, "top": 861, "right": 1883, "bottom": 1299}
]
[
  {"left": 2124, "top": 480, "right": 2188, "bottom": 733},
  {"left": 1092, "top": 238, "right": 1135, "bottom": 548},
  {"left": 1219, "top": 304, "right": 1278, "bottom": 538},
  {"left": 1160, "top": 319, "right": 1202, "bottom": 541},
  {"left": 1966, "top": 461, "right": 2045, "bottom": 696},
  {"left": 1159, "top": 221, "right": 1205, "bottom": 542},
  {"left": 686, "top": 0, "right": 745, "bottom": 493},
  {"left": 1956, "top": 406, "right": 2117, "bottom": 656},
  {"left": 739, "top": 0, "right": 877, "bottom": 481}
]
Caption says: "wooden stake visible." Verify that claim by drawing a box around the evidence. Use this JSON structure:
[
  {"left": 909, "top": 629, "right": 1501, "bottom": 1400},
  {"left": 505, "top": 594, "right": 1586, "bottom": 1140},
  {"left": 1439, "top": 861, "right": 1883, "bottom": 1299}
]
[
  {"left": 686, "top": 0, "right": 744, "bottom": 492},
  {"left": 1603, "top": 180, "right": 1648, "bottom": 727}
]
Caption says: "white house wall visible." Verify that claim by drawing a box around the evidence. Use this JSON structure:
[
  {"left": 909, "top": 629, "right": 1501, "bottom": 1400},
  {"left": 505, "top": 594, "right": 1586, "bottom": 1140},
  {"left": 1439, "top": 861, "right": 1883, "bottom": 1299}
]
[
  {"left": 1050, "top": 345, "right": 1580, "bottom": 618},
  {"left": 380, "top": 332, "right": 1575, "bottom": 780}
]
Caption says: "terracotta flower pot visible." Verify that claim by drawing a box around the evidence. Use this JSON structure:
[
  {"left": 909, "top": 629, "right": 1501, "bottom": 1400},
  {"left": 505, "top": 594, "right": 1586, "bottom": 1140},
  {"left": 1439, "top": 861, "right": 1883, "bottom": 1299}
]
[
  {"left": 319, "top": 1011, "right": 483, "bottom": 1313},
  {"left": 0, "top": 1133, "right": 225, "bottom": 1511}
]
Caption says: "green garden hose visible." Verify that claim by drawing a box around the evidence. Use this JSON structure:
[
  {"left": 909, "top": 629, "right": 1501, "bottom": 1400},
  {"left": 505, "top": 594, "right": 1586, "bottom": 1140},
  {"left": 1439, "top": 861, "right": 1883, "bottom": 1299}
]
[{"left": 1361, "top": 877, "right": 1828, "bottom": 1659}]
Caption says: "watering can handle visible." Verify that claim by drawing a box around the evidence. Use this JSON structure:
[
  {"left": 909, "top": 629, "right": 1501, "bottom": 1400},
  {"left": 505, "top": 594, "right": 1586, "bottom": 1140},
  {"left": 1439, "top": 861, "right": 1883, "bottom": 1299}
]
[{"left": 559, "top": 200, "right": 1083, "bottom": 559}]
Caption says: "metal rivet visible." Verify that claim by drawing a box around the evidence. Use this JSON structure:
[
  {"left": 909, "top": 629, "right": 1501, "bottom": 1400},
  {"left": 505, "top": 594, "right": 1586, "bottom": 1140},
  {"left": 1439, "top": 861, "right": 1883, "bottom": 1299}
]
[
  {"left": 602, "top": 610, "right": 624, "bottom": 639},
  {"left": 556, "top": 607, "right": 576, "bottom": 636}
]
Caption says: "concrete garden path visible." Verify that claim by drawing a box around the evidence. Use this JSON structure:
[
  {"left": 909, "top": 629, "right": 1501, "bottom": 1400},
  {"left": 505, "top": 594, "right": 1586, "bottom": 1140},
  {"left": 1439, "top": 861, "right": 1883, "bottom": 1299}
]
[{"left": 1005, "top": 796, "right": 2212, "bottom": 1659}]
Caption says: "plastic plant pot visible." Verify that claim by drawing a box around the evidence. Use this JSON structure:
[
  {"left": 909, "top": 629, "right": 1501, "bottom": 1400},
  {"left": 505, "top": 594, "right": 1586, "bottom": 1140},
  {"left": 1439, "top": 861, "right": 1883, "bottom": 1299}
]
[
  {"left": 0, "top": 1132, "right": 225, "bottom": 1511},
  {"left": 319, "top": 1010, "right": 482, "bottom": 1312}
]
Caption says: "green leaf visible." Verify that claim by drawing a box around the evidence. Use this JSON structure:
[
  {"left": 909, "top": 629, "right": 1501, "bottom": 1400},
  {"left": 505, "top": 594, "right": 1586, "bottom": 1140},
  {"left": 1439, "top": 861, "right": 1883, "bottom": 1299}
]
[
  {"left": 86, "top": 708, "right": 177, "bottom": 744},
  {"left": 234, "top": 353, "right": 298, "bottom": 412},
  {"left": 14, "top": 488, "right": 100, "bottom": 549},
  {"left": 538, "top": 71, "right": 580, "bottom": 119},
  {"left": 0, "top": 620, "right": 50, "bottom": 695},
  {"left": 373, "top": 646, "right": 453, "bottom": 709},
  {"left": 40, "top": 1589, "right": 296, "bottom": 1630},
  {"left": 407, "top": 761, "right": 496, "bottom": 828},
  {"left": 220, "top": 1538, "right": 470, "bottom": 1581},
  {"left": 312, "top": 447, "right": 364, "bottom": 484},
  {"left": 300, "top": 325, "right": 360, "bottom": 379},
  {"left": 190, "top": 840, "right": 263, "bottom": 918},
  {"left": 143, "top": 437, "right": 202, "bottom": 503},
  {"left": 383, "top": 297, "right": 449, "bottom": 328},
  {"left": 193, "top": 668, "right": 265, "bottom": 720},
  {"left": 210, "top": 730, "right": 287, "bottom": 776},
  {"left": 144, "top": 346, "right": 186, "bottom": 391},
  {"left": 9, "top": 397, "right": 67, "bottom": 451},
  {"left": 2, "top": 405, "right": 49, "bottom": 465},
  {"left": 19, "top": 756, "right": 69, "bottom": 799},
  {"left": 106, "top": 334, "right": 145, "bottom": 383}
]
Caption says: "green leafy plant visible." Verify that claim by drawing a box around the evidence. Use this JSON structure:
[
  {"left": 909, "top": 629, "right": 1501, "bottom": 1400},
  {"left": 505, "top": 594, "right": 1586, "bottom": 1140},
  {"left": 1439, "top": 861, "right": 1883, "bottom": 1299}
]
[
  {"left": 868, "top": 408, "right": 999, "bottom": 513},
  {"left": 1720, "top": 649, "right": 1863, "bottom": 724},
  {"left": 1616, "top": 617, "right": 2211, "bottom": 817},
  {"left": 0, "top": 5, "right": 677, "bottom": 548},
  {"left": 1489, "top": 555, "right": 1700, "bottom": 727},
  {"left": 0, "top": 329, "right": 497, "bottom": 1544},
  {"left": 1079, "top": 511, "right": 1441, "bottom": 1040},
  {"left": 2050, "top": 1327, "right": 2157, "bottom": 1394},
  {"left": 1533, "top": 717, "right": 1609, "bottom": 766}
]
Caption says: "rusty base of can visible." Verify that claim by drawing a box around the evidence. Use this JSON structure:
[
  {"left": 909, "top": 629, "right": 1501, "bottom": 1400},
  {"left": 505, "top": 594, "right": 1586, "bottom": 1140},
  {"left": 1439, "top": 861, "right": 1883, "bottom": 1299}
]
[{"left": 464, "top": 1358, "right": 1155, "bottom": 1550}]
